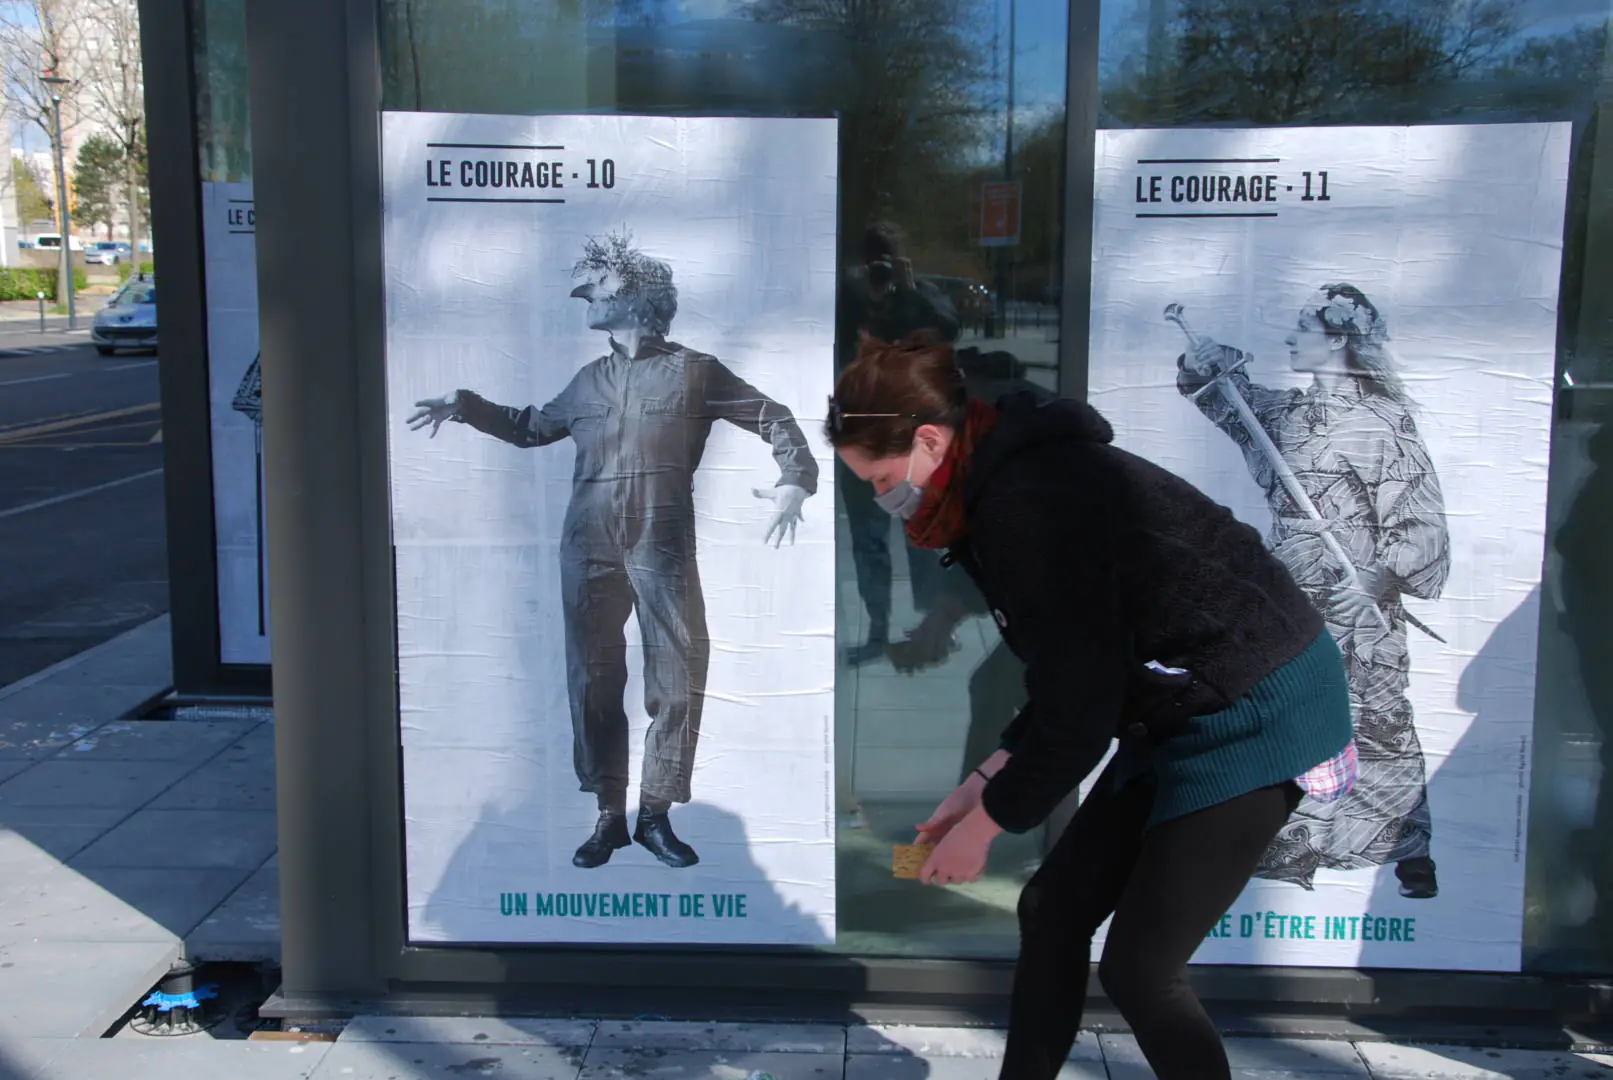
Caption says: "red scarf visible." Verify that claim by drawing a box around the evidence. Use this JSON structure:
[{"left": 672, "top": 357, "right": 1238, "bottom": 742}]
[{"left": 905, "top": 399, "right": 1000, "bottom": 550}]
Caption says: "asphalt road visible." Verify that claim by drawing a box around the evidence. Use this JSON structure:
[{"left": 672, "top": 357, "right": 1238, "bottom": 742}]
[{"left": 0, "top": 331, "right": 167, "bottom": 688}]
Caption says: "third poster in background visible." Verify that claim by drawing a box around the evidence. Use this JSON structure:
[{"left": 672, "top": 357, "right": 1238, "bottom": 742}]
[
  {"left": 1087, "top": 123, "right": 1570, "bottom": 971},
  {"left": 382, "top": 112, "right": 840, "bottom": 945},
  {"left": 201, "top": 181, "right": 269, "bottom": 666}
]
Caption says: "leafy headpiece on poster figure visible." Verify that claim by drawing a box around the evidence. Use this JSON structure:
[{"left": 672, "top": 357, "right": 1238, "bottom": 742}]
[
  {"left": 1300, "top": 283, "right": 1411, "bottom": 405},
  {"left": 573, "top": 229, "right": 679, "bottom": 335}
]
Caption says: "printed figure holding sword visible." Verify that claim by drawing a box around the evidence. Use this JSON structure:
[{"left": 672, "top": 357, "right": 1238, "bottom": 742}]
[{"left": 1171, "top": 286, "right": 1451, "bottom": 899}]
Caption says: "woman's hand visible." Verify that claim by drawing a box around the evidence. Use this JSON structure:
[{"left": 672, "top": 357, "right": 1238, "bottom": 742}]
[
  {"left": 920, "top": 806, "right": 1003, "bottom": 886},
  {"left": 915, "top": 750, "right": 1010, "bottom": 846},
  {"left": 914, "top": 774, "right": 984, "bottom": 847}
]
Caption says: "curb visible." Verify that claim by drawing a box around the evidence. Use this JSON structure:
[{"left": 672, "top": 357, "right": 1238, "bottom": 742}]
[{"left": 0, "top": 613, "right": 171, "bottom": 702}]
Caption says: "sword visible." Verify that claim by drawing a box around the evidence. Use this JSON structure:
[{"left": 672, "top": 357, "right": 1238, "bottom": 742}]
[{"left": 1164, "top": 304, "right": 1445, "bottom": 645}]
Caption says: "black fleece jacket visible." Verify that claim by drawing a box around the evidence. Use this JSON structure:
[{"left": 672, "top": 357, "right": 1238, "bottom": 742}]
[{"left": 949, "top": 393, "right": 1325, "bottom": 834}]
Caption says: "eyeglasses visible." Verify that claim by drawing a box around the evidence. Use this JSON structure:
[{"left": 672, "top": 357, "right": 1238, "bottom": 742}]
[{"left": 826, "top": 396, "right": 919, "bottom": 435}]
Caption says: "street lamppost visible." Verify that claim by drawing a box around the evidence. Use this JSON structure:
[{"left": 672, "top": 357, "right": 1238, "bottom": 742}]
[{"left": 40, "top": 72, "right": 75, "bottom": 331}]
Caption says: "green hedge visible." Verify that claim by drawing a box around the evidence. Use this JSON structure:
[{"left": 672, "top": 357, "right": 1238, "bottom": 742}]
[
  {"left": 0, "top": 268, "right": 79, "bottom": 302},
  {"left": 116, "top": 260, "right": 155, "bottom": 283}
]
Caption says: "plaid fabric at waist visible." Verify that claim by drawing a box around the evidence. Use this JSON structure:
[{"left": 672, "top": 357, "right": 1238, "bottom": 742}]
[{"left": 1295, "top": 740, "right": 1358, "bottom": 803}]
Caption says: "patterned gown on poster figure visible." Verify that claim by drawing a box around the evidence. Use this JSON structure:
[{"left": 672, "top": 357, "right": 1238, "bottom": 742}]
[{"left": 1175, "top": 285, "right": 1450, "bottom": 898}]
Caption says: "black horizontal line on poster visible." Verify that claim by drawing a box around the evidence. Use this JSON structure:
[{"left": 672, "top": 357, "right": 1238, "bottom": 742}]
[
  {"left": 426, "top": 197, "right": 566, "bottom": 204},
  {"left": 426, "top": 143, "right": 565, "bottom": 150},
  {"left": 1135, "top": 212, "right": 1280, "bottom": 218},
  {"left": 227, "top": 198, "right": 253, "bottom": 203},
  {"left": 228, "top": 230, "right": 255, "bottom": 234},
  {"left": 1135, "top": 158, "right": 1282, "bottom": 164}
]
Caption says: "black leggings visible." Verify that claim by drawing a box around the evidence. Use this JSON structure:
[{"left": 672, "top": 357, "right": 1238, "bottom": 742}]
[{"left": 1001, "top": 771, "right": 1301, "bottom": 1080}]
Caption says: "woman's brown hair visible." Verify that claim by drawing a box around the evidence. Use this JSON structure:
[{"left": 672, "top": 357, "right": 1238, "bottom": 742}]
[{"left": 827, "top": 331, "right": 967, "bottom": 458}]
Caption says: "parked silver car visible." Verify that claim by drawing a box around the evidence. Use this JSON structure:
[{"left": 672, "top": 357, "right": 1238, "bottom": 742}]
[{"left": 91, "top": 276, "right": 157, "bottom": 355}]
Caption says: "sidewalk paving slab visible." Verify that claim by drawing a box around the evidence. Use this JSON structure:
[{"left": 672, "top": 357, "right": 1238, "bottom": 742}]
[
  {"left": 0, "top": 684, "right": 165, "bottom": 728},
  {"left": 592, "top": 1020, "right": 846, "bottom": 1054},
  {"left": 1102, "top": 1034, "right": 1370, "bottom": 1076},
  {"left": 150, "top": 752, "right": 275, "bottom": 811},
  {"left": 848, "top": 1024, "right": 1103, "bottom": 1061},
  {"left": 339, "top": 1016, "right": 597, "bottom": 1047},
  {"left": 0, "top": 805, "right": 135, "bottom": 863},
  {"left": 0, "top": 866, "right": 248, "bottom": 942},
  {"left": 25, "top": 1036, "right": 332, "bottom": 1080},
  {"left": 312, "top": 1040, "right": 584, "bottom": 1080},
  {"left": 581, "top": 1048, "right": 840, "bottom": 1080},
  {"left": 55, "top": 719, "right": 255, "bottom": 763},
  {"left": 0, "top": 718, "right": 109, "bottom": 761},
  {"left": 849, "top": 1057, "right": 1105, "bottom": 1079},
  {"left": 185, "top": 853, "right": 281, "bottom": 962},
  {"left": 0, "top": 939, "right": 178, "bottom": 1040},
  {"left": 1355, "top": 1042, "right": 1613, "bottom": 1078},
  {"left": 32, "top": 620, "right": 172, "bottom": 693},
  {"left": 0, "top": 1036, "right": 72, "bottom": 1080},
  {"left": 0, "top": 759, "right": 200, "bottom": 808},
  {"left": 1224, "top": 1036, "right": 1372, "bottom": 1074},
  {"left": 0, "top": 617, "right": 166, "bottom": 699},
  {"left": 69, "top": 807, "right": 277, "bottom": 871}
]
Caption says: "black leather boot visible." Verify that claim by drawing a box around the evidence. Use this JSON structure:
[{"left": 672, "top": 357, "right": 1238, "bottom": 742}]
[
  {"left": 1395, "top": 856, "right": 1438, "bottom": 899},
  {"left": 633, "top": 811, "right": 699, "bottom": 868},
  {"left": 573, "top": 811, "right": 631, "bottom": 869}
]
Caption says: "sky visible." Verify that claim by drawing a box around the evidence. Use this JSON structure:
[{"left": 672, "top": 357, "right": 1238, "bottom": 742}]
[{"left": 8, "top": 0, "right": 1603, "bottom": 164}]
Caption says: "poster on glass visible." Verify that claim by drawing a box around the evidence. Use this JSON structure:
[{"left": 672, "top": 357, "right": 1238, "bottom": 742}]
[
  {"left": 201, "top": 181, "right": 270, "bottom": 666},
  {"left": 382, "top": 112, "right": 840, "bottom": 945},
  {"left": 1086, "top": 122, "right": 1570, "bottom": 972}
]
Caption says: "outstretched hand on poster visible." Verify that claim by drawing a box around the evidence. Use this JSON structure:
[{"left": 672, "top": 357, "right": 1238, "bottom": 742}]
[
  {"left": 407, "top": 391, "right": 461, "bottom": 437},
  {"left": 754, "top": 484, "right": 809, "bottom": 547}
]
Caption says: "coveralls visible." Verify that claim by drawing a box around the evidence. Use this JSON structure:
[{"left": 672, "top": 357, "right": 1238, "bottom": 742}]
[{"left": 454, "top": 336, "right": 818, "bottom": 807}]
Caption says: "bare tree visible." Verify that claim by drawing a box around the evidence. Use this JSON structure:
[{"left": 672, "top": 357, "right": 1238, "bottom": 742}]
[
  {"left": 746, "top": 0, "right": 992, "bottom": 255},
  {"left": 80, "top": 0, "right": 144, "bottom": 249},
  {"left": 0, "top": 0, "right": 86, "bottom": 296},
  {"left": 1103, "top": 0, "right": 1524, "bottom": 124}
]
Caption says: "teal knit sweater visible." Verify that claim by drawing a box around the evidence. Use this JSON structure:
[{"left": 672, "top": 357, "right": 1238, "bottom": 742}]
[{"left": 1109, "top": 630, "right": 1353, "bottom": 827}]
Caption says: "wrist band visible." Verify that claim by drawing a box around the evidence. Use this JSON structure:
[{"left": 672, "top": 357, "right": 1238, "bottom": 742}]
[{"left": 973, "top": 767, "right": 991, "bottom": 783}]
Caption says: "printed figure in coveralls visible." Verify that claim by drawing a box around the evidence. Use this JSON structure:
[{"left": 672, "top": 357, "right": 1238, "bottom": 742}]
[{"left": 408, "top": 231, "right": 819, "bottom": 870}]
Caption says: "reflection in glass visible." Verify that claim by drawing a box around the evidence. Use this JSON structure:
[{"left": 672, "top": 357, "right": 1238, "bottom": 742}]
[
  {"left": 192, "top": 0, "right": 252, "bottom": 182},
  {"left": 1099, "top": 0, "right": 1610, "bottom": 125}
]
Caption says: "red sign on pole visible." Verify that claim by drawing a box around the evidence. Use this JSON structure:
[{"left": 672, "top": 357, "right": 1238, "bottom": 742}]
[{"left": 979, "top": 180, "right": 1021, "bottom": 247}]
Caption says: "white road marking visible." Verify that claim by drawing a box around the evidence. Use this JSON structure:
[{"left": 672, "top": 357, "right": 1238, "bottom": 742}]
[
  {"left": 0, "top": 372, "right": 73, "bottom": 387},
  {"left": 0, "top": 467, "right": 163, "bottom": 520}
]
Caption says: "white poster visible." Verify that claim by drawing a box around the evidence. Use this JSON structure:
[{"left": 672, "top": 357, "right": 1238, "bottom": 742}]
[
  {"left": 201, "top": 181, "right": 270, "bottom": 666},
  {"left": 1087, "top": 123, "right": 1569, "bottom": 972},
  {"left": 382, "top": 112, "right": 840, "bottom": 945}
]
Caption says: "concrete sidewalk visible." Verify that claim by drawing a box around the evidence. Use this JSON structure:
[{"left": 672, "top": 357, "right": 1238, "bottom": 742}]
[
  {"left": 0, "top": 618, "right": 1609, "bottom": 1078},
  {"left": 2, "top": 1017, "right": 1612, "bottom": 1079}
]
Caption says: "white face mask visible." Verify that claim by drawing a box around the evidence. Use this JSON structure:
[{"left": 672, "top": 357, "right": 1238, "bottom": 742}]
[{"left": 874, "top": 451, "right": 926, "bottom": 520}]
